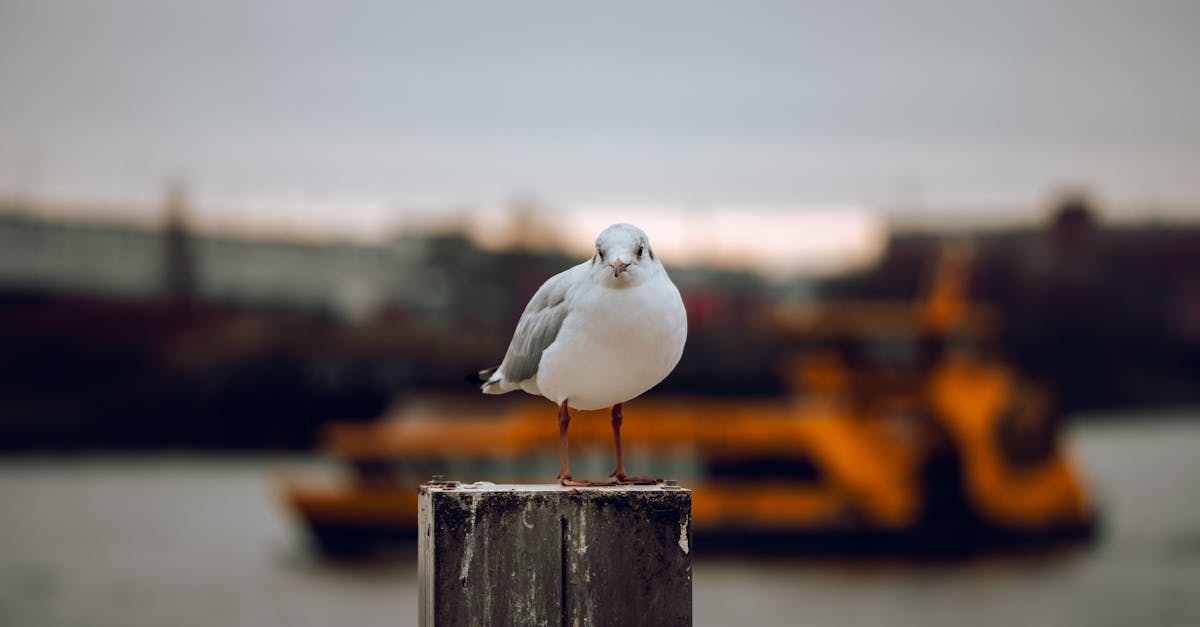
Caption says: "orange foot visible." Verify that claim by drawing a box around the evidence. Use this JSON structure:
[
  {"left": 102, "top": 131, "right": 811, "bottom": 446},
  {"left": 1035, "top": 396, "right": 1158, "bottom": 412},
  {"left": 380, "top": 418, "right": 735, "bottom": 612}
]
[
  {"left": 559, "top": 475, "right": 617, "bottom": 487},
  {"left": 611, "top": 474, "right": 661, "bottom": 485}
]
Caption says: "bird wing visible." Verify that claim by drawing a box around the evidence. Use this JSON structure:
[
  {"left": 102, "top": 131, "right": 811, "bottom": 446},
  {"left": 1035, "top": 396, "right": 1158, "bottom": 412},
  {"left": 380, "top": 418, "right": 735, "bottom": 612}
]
[{"left": 496, "top": 268, "right": 575, "bottom": 385}]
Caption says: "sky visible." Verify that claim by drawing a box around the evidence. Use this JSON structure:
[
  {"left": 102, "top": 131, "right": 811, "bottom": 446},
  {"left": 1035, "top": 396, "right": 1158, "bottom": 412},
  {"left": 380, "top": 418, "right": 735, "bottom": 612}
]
[{"left": 1, "top": 1, "right": 1198, "bottom": 273}]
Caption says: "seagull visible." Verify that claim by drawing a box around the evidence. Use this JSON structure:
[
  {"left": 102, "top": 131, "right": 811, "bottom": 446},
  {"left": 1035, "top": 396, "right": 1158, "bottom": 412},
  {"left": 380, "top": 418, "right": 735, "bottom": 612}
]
[{"left": 478, "top": 223, "right": 687, "bottom": 486}]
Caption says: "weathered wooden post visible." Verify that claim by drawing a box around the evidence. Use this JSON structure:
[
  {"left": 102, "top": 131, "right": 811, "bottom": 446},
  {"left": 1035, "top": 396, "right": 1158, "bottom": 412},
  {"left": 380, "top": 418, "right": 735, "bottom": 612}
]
[{"left": 418, "top": 481, "right": 692, "bottom": 627}]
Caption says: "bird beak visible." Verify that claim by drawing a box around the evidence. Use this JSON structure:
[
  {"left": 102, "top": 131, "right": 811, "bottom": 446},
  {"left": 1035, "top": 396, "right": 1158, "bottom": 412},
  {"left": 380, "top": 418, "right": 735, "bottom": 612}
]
[{"left": 612, "top": 259, "right": 628, "bottom": 277}]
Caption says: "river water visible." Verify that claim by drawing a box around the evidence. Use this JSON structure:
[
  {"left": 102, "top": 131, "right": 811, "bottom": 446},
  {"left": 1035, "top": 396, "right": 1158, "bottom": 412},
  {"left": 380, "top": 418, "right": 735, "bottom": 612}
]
[{"left": 1, "top": 414, "right": 1198, "bottom": 626}]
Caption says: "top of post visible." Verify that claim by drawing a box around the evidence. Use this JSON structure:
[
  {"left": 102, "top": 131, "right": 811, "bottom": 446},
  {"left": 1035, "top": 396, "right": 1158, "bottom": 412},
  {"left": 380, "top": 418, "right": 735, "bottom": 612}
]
[{"left": 418, "top": 480, "right": 688, "bottom": 495}]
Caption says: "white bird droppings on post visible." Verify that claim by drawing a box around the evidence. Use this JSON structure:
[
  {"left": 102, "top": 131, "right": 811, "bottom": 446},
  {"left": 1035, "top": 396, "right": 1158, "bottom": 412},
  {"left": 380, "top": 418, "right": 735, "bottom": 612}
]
[
  {"left": 576, "top": 513, "right": 588, "bottom": 554},
  {"left": 678, "top": 514, "right": 690, "bottom": 554},
  {"left": 458, "top": 493, "right": 480, "bottom": 585}
]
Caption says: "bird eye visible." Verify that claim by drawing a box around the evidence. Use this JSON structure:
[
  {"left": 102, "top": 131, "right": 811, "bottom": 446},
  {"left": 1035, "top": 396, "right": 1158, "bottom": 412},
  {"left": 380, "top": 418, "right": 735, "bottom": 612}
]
[
  {"left": 636, "top": 245, "right": 644, "bottom": 259},
  {"left": 597, "top": 248, "right": 605, "bottom": 261}
]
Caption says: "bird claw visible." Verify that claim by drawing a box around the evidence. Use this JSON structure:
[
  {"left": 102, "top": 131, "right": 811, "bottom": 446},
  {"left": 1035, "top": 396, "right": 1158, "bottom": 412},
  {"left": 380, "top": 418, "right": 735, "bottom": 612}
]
[
  {"left": 610, "top": 473, "right": 661, "bottom": 486},
  {"left": 559, "top": 476, "right": 617, "bottom": 487}
]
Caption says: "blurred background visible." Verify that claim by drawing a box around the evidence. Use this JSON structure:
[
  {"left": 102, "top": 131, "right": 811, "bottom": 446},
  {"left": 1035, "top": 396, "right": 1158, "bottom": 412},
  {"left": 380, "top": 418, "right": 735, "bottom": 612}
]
[{"left": 2, "top": 1, "right": 1199, "bottom": 625}]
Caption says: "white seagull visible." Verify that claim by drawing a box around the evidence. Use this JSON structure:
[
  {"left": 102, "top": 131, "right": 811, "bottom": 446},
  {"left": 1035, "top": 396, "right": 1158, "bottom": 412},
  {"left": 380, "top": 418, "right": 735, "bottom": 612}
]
[{"left": 478, "top": 223, "right": 687, "bottom": 486}]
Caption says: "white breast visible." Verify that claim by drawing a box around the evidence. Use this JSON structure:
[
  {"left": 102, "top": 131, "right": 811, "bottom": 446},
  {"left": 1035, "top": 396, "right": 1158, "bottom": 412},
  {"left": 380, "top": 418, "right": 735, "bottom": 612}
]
[{"left": 534, "top": 275, "right": 687, "bottom": 410}]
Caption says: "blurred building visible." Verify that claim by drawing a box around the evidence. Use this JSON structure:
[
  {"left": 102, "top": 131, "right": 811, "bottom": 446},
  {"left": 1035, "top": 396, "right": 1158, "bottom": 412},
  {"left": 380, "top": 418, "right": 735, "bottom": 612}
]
[
  {"left": 0, "top": 199, "right": 774, "bottom": 449},
  {"left": 0, "top": 210, "right": 430, "bottom": 321},
  {"left": 826, "top": 199, "right": 1200, "bottom": 410},
  {"left": 1, "top": 197, "right": 1197, "bottom": 450}
]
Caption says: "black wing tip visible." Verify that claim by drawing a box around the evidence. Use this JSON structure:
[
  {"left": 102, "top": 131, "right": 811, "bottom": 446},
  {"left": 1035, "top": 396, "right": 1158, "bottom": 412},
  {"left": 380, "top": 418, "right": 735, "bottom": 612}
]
[{"left": 466, "top": 366, "right": 499, "bottom": 385}]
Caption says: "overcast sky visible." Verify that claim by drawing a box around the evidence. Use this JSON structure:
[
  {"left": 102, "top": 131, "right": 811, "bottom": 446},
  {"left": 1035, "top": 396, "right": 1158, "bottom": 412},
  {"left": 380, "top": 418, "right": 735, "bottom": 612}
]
[{"left": 1, "top": 0, "right": 1198, "bottom": 237}]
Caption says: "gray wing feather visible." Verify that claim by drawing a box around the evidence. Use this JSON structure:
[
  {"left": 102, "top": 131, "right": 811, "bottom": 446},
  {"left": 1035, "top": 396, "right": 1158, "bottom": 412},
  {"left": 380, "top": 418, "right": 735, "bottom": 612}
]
[{"left": 499, "top": 272, "right": 572, "bottom": 384}]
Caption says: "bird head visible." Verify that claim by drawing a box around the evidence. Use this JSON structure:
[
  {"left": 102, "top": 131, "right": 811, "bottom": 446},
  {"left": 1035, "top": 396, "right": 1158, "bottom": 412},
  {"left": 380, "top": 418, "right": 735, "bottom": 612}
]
[{"left": 591, "top": 223, "right": 661, "bottom": 287}]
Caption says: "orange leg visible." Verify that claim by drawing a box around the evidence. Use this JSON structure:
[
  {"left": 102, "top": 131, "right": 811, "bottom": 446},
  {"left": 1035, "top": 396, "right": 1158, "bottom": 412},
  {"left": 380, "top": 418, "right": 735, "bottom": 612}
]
[
  {"left": 610, "top": 403, "right": 659, "bottom": 485},
  {"left": 558, "top": 400, "right": 613, "bottom": 487}
]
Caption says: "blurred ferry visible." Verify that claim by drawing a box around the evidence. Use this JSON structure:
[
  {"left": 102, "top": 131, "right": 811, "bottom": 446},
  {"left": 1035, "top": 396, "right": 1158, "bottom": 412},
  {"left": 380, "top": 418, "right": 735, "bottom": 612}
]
[{"left": 281, "top": 247, "right": 1095, "bottom": 553}]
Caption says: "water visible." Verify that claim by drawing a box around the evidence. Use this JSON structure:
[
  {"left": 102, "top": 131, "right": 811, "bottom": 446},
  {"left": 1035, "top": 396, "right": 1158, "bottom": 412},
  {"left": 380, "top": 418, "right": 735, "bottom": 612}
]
[{"left": 1, "top": 416, "right": 1198, "bottom": 627}]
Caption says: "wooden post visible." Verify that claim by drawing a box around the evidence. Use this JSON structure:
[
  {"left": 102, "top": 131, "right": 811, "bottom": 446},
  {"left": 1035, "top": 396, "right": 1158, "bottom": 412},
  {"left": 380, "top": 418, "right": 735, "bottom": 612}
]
[{"left": 418, "top": 482, "right": 692, "bottom": 627}]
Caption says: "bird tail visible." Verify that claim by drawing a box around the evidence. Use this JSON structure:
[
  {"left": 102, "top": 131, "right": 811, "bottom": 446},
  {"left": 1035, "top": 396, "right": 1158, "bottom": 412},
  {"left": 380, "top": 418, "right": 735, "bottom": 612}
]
[{"left": 469, "top": 366, "right": 507, "bottom": 395}]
